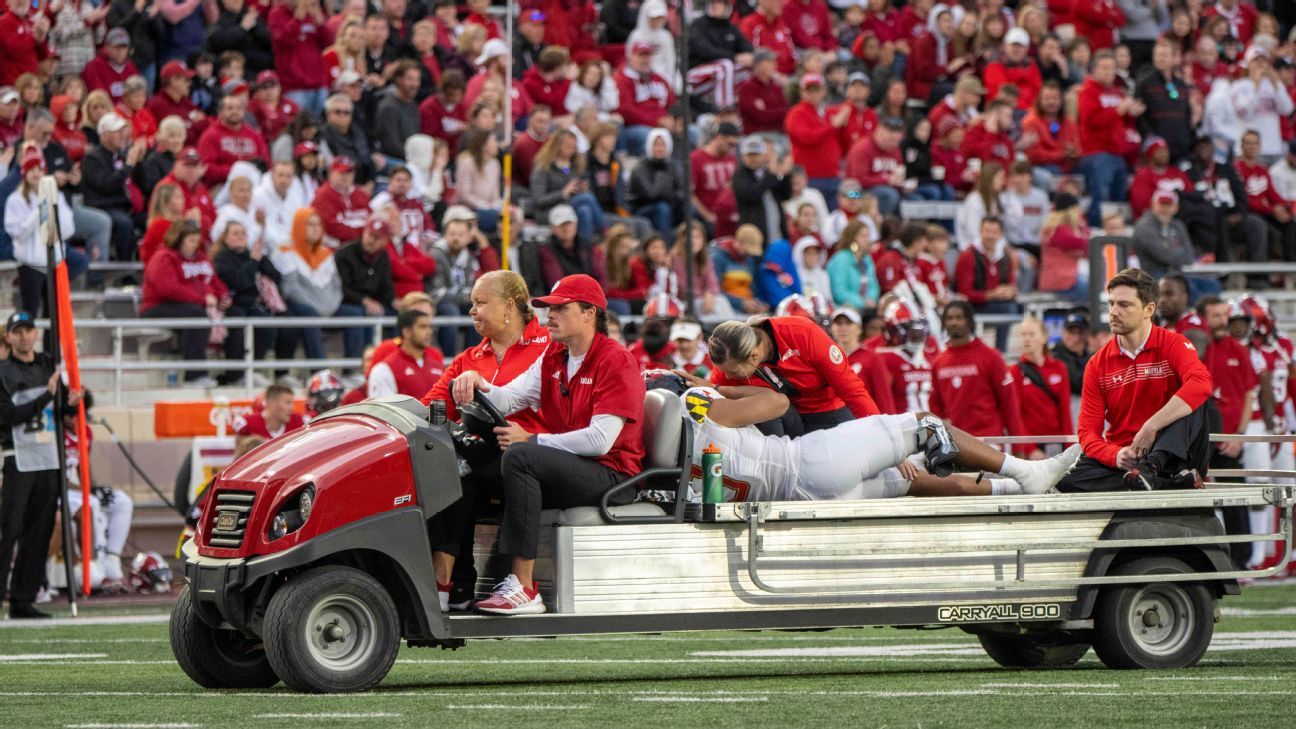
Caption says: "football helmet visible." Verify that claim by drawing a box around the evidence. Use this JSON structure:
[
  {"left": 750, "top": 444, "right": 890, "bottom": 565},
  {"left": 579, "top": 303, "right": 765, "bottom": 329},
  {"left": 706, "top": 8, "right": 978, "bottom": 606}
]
[
  {"left": 1239, "top": 295, "right": 1275, "bottom": 340},
  {"left": 307, "top": 369, "right": 345, "bottom": 416},
  {"left": 881, "top": 299, "right": 928, "bottom": 348},
  {"left": 776, "top": 293, "right": 833, "bottom": 328},
  {"left": 644, "top": 293, "right": 683, "bottom": 320},
  {"left": 128, "top": 551, "right": 174, "bottom": 594}
]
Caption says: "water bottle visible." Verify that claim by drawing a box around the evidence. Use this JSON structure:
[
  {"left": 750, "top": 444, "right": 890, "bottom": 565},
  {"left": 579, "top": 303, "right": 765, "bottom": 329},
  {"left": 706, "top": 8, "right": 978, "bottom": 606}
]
[
  {"left": 702, "top": 444, "right": 723, "bottom": 504},
  {"left": 429, "top": 399, "right": 447, "bottom": 426}
]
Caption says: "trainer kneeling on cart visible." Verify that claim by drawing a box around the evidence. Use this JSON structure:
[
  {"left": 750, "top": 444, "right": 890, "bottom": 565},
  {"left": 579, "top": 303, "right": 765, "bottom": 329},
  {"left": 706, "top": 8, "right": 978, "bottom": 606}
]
[
  {"left": 450, "top": 274, "right": 645, "bottom": 615},
  {"left": 708, "top": 315, "right": 880, "bottom": 436}
]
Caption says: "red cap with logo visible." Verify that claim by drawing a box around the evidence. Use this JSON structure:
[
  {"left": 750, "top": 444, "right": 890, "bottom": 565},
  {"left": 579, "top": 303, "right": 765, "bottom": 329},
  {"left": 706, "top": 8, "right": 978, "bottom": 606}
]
[
  {"left": 330, "top": 156, "right": 355, "bottom": 172},
  {"left": 631, "top": 40, "right": 655, "bottom": 55},
  {"left": 294, "top": 141, "right": 319, "bottom": 157},
  {"left": 531, "top": 274, "right": 607, "bottom": 310},
  {"left": 366, "top": 217, "right": 393, "bottom": 239},
  {"left": 20, "top": 145, "right": 44, "bottom": 173},
  {"left": 177, "top": 146, "right": 201, "bottom": 164},
  {"left": 160, "top": 61, "right": 196, "bottom": 80}
]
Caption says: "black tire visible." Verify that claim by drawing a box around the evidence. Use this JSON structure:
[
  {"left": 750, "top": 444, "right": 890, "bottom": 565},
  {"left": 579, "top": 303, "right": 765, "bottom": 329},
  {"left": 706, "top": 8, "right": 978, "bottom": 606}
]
[
  {"left": 169, "top": 584, "right": 280, "bottom": 689},
  {"left": 1091, "top": 556, "right": 1216, "bottom": 670},
  {"left": 978, "top": 632, "right": 1091, "bottom": 668},
  {"left": 262, "top": 565, "right": 401, "bottom": 693}
]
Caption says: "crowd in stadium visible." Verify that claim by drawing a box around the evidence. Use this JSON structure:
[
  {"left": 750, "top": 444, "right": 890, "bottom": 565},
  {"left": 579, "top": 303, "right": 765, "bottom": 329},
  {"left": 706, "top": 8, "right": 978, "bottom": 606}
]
[{"left": 1, "top": 0, "right": 1296, "bottom": 613}]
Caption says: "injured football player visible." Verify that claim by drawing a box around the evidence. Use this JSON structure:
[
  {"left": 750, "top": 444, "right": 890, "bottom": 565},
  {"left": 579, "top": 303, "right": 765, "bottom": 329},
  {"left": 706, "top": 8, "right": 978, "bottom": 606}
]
[{"left": 657, "top": 374, "right": 1079, "bottom": 501}]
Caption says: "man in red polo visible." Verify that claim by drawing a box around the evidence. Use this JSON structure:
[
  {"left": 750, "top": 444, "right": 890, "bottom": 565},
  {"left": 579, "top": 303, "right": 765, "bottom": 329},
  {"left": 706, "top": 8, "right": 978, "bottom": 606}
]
[
  {"left": 234, "top": 384, "right": 305, "bottom": 439},
  {"left": 1057, "top": 269, "right": 1214, "bottom": 492},
  {"left": 367, "top": 309, "right": 445, "bottom": 398},
  {"left": 451, "top": 274, "right": 645, "bottom": 615}
]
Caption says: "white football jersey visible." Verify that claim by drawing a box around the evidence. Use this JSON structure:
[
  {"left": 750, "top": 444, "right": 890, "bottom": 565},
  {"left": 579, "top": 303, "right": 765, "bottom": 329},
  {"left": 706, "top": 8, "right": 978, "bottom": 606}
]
[{"left": 680, "top": 387, "right": 803, "bottom": 502}]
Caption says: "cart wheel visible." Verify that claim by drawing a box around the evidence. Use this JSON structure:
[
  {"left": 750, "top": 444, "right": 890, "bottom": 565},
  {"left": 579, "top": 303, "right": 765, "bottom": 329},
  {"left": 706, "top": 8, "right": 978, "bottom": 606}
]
[
  {"left": 262, "top": 565, "right": 401, "bottom": 693},
  {"left": 977, "top": 632, "right": 1091, "bottom": 668},
  {"left": 169, "top": 584, "right": 280, "bottom": 689},
  {"left": 1092, "top": 556, "right": 1215, "bottom": 670}
]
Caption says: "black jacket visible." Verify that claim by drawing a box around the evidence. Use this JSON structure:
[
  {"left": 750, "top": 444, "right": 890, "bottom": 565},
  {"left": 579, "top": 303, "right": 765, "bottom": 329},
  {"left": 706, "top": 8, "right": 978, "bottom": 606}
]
[
  {"left": 732, "top": 162, "right": 792, "bottom": 242},
  {"left": 1184, "top": 158, "right": 1250, "bottom": 216},
  {"left": 320, "top": 123, "right": 376, "bottom": 185},
  {"left": 335, "top": 242, "right": 395, "bottom": 307},
  {"left": 1051, "top": 343, "right": 1091, "bottom": 398},
  {"left": 206, "top": 8, "right": 274, "bottom": 75},
  {"left": 600, "top": 0, "right": 642, "bottom": 44},
  {"left": 1135, "top": 69, "right": 1195, "bottom": 163},
  {"left": 0, "top": 353, "right": 56, "bottom": 450},
  {"left": 689, "top": 15, "right": 753, "bottom": 66},
  {"left": 627, "top": 157, "right": 684, "bottom": 209},
  {"left": 512, "top": 36, "right": 545, "bottom": 79},
  {"left": 81, "top": 145, "right": 135, "bottom": 212},
  {"left": 107, "top": 0, "right": 159, "bottom": 68},
  {"left": 135, "top": 149, "right": 175, "bottom": 197},
  {"left": 213, "top": 247, "right": 281, "bottom": 310}
]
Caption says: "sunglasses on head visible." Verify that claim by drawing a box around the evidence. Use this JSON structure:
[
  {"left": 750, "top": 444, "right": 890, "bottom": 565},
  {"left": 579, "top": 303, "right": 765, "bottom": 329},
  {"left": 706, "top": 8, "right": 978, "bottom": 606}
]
[{"left": 844, "top": 190, "right": 863, "bottom": 199}]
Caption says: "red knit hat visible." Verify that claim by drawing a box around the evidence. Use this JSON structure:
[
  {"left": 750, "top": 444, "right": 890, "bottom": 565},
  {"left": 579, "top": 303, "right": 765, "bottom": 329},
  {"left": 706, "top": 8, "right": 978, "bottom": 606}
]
[{"left": 20, "top": 145, "right": 44, "bottom": 174}]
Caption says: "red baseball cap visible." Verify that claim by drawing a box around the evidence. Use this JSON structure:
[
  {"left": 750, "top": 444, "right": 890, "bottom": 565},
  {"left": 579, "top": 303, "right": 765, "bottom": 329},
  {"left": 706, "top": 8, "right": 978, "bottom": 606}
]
[
  {"left": 177, "top": 146, "right": 201, "bottom": 164},
  {"left": 800, "top": 72, "right": 825, "bottom": 90},
  {"left": 20, "top": 145, "right": 44, "bottom": 174},
  {"left": 330, "top": 156, "right": 355, "bottom": 173},
  {"left": 160, "top": 61, "right": 196, "bottom": 80},
  {"left": 255, "top": 70, "right": 280, "bottom": 89},
  {"left": 631, "top": 40, "right": 655, "bottom": 55},
  {"left": 531, "top": 274, "right": 607, "bottom": 310},
  {"left": 1152, "top": 189, "right": 1178, "bottom": 206},
  {"left": 294, "top": 140, "right": 319, "bottom": 157},
  {"left": 366, "top": 217, "right": 393, "bottom": 238}
]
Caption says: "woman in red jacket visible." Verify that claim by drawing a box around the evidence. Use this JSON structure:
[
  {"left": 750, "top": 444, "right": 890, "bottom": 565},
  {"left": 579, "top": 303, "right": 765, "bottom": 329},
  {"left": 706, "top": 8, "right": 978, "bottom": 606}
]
[
  {"left": 704, "top": 315, "right": 880, "bottom": 435},
  {"left": 141, "top": 219, "right": 228, "bottom": 387},
  {"left": 1037, "top": 192, "right": 1090, "bottom": 301},
  {"left": 267, "top": 0, "right": 330, "bottom": 114},
  {"left": 1010, "top": 317, "right": 1073, "bottom": 460},
  {"left": 420, "top": 270, "right": 550, "bottom": 611}
]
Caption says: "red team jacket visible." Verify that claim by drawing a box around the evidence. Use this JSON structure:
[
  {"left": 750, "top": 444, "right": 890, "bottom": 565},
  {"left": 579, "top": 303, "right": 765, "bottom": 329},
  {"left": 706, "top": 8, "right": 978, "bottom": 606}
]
[
  {"left": 1205, "top": 335, "right": 1257, "bottom": 435},
  {"left": 538, "top": 333, "right": 645, "bottom": 477},
  {"left": 1010, "top": 355, "right": 1073, "bottom": 452},
  {"left": 785, "top": 100, "right": 843, "bottom": 179},
  {"left": 372, "top": 346, "right": 446, "bottom": 399},
  {"left": 711, "top": 316, "right": 880, "bottom": 418},
  {"left": 1236, "top": 159, "right": 1290, "bottom": 218},
  {"left": 422, "top": 318, "right": 550, "bottom": 434},
  {"left": 930, "top": 338, "right": 1026, "bottom": 439},
  {"left": 1079, "top": 326, "right": 1213, "bottom": 467},
  {"left": 1128, "top": 165, "right": 1193, "bottom": 219},
  {"left": 847, "top": 347, "right": 896, "bottom": 415},
  {"left": 311, "top": 183, "right": 371, "bottom": 246},
  {"left": 235, "top": 412, "right": 306, "bottom": 439}
]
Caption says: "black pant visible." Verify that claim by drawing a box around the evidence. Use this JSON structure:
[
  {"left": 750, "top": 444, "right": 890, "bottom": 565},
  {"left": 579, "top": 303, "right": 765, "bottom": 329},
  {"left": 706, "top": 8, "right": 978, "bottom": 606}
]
[
  {"left": 0, "top": 460, "right": 61, "bottom": 606},
  {"left": 142, "top": 302, "right": 209, "bottom": 382},
  {"left": 800, "top": 406, "right": 854, "bottom": 433},
  {"left": 427, "top": 451, "right": 506, "bottom": 593},
  {"left": 220, "top": 304, "right": 278, "bottom": 383},
  {"left": 1056, "top": 403, "right": 1212, "bottom": 493},
  {"left": 498, "top": 442, "right": 630, "bottom": 560}
]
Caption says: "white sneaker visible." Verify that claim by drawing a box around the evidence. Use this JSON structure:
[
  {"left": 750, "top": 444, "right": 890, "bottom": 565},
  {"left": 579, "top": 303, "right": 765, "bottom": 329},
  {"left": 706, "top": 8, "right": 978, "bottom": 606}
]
[
  {"left": 186, "top": 376, "right": 218, "bottom": 389},
  {"left": 475, "top": 574, "right": 545, "bottom": 615},
  {"left": 1018, "top": 444, "right": 1083, "bottom": 495}
]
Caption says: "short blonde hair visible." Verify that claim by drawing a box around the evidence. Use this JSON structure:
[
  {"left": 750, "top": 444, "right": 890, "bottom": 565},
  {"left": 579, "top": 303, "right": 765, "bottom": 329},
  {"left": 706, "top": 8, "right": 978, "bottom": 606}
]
[{"left": 475, "top": 270, "right": 535, "bottom": 324}]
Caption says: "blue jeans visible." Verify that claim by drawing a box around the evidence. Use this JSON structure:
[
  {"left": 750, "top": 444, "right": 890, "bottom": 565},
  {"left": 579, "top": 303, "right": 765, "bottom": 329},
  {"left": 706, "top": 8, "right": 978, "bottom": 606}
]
[
  {"left": 619, "top": 126, "right": 653, "bottom": 156},
  {"left": 1078, "top": 153, "right": 1128, "bottom": 228},
  {"left": 285, "top": 88, "right": 327, "bottom": 116},
  {"left": 867, "top": 185, "right": 902, "bottom": 215},
  {"left": 568, "top": 191, "right": 606, "bottom": 241},
  {"left": 283, "top": 301, "right": 325, "bottom": 360},
  {"left": 635, "top": 201, "right": 674, "bottom": 236},
  {"left": 335, "top": 302, "right": 392, "bottom": 360},
  {"left": 914, "top": 182, "right": 955, "bottom": 201},
  {"left": 808, "top": 177, "right": 840, "bottom": 211}
]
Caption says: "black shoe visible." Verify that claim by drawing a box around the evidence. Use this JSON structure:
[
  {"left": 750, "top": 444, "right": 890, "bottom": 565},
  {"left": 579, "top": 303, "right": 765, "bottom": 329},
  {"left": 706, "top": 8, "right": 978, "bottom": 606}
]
[
  {"left": 1168, "top": 468, "right": 1204, "bottom": 490},
  {"left": 1124, "top": 462, "right": 1169, "bottom": 491},
  {"left": 447, "top": 582, "right": 475, "bottom": 611},
  {"left": 8, "top": 603, "right": 52, "bottom": 619},
  {"left": 918, "top": 417, "right": 959, "bottom": 477}
]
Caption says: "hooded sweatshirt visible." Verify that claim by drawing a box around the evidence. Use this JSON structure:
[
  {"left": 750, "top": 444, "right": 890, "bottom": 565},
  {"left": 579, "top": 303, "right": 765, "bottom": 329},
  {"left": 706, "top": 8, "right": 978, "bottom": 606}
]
[
  {"left": 272, "top": 207, "right": 342, "bottom": 316},
  {"left": 253, "top": 172, "right": 307, "bottom": 250},
  {"left": 791, "top": 236, "right": 833, "bottom": 305},
  {"left": 627, "top": 129, "right": 684, "bottom": 209},
  {"left": 757, "top": 238, "right": 802, "bottom": 308},
  {"left": 625, "top": 0, "right": 680, "bottom": 91},
  {"left": 4, "top": 184, "right": 75, "bottom": 270}
]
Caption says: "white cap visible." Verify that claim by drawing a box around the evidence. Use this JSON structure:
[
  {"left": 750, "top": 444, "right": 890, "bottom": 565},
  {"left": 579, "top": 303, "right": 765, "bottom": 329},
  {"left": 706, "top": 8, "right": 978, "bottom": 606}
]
[
  {"left": 97, "top": 112, "right": 129, "bottom": 135},
  {"left": 334, "top": 70, "right": 363, "bottom": 90},
  {"left": 669, "top": 321, "right": 702, "bottom": 341},
  {"left": 476, "top": 38, "right": 509, "bottom": 66},
  {"left": 740, "top": 136, "right": 767, "bottom": 155},
  {"left": 1005, "top": 27, "right": 1030, "bottom": 47},
  {"left": 831, "top": 307, "right": 862, "bottom": 325},
  {"left": 441, "top": 205, "right": 477, "bottom": 227},
  {"left": 549, "top": 204, "right": 578, "bottom": 227},
  {"left": 645, "top": 0, "right": 667, "bottom": 17}
]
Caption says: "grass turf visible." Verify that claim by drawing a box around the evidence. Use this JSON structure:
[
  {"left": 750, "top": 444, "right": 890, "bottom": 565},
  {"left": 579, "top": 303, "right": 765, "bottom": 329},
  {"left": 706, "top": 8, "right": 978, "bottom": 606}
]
[{"left": 2, "top": 582, "right": 1294, "bottom": 728}]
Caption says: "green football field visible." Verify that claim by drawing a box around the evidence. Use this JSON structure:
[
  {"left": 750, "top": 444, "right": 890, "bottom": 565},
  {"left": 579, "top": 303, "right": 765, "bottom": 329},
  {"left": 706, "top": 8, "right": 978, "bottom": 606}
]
[{"left": 3, "top": 583, "right": 1295, "bottom": 729}]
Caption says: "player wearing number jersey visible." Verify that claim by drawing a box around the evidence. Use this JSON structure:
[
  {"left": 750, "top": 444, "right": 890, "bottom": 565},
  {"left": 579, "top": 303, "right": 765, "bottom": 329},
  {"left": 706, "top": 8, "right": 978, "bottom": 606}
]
[
  {"left": 872, "top": 299, "right": 932, "bottom": 414},
  {"left": 667, "top": 380, "right": 1079, "bottom": 501}
]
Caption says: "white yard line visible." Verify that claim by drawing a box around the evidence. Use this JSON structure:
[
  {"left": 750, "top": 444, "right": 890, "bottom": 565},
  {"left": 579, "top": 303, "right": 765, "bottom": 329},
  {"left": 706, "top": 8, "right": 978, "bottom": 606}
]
[
  {"left": 66, "top": 724, "right": 201, "bottom": 729},
  {"left": 253, "top": 714, "right": 401, "bottom": 719},
  {"left": 632, "top": 696, "right": 768, "bottom": 703},
  {"left": 0, "top": 614, "right": 169, "bottom": 629},
  {"left": 442, "top": 705, "right": 590, "bottom": 710},
  {"left": 0, "top": 653, "right": 108, "bottom": 661},
  {"left": 1220, "top": 607, "right": 1296, "bottom": 616},
  {"left": 689, "top": 644, "right": 988, "bottom": 658},
  {"left": 980, "top": 683, "right": 1120, "bottom": 689}
]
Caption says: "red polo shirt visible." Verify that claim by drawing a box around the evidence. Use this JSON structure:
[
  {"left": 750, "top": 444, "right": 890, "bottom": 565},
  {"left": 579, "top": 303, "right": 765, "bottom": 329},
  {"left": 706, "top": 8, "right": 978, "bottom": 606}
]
[
  {"left": 711, "top": 316, "right": 880, "bottom": 418},
  {"left": 1011, "top": 355, "right": 1074, "bottom": 452},
  {"left": 1204, "top": 335, "right": 1257, "bottom": 434},
  {"left": 370, "top": 345, "right": 445, "bottom": 399},
  {"left": 929, "top": 338, "right": 1027, "bottom": 438},
  {"left": 1078, "top": 326, "right": 1213, "bottom": 467},
  {"left": 422, "top": 317, "right": 550, "bottom": 434},
  {"left": 538, "top": 333, "right": 645, "bottom": 477}
]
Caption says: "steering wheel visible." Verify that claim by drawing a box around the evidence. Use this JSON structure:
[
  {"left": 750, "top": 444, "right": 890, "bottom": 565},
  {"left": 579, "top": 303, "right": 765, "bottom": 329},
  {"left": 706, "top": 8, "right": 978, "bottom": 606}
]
[{"left": 472, "top": 387, "right": 508, "bottom": 428}]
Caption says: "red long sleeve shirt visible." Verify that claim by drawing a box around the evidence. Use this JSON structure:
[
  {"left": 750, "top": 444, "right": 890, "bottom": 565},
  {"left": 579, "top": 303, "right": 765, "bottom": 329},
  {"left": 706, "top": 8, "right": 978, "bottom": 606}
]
[
  {"left": 1128, "top": 164, "right": 1192, "bottom": 219},
  {"left": 387, "top": 241, "right": 437, "bottom": 298},
  {"left": 311, "top": 183, "right": 371, "bottom": 246},
  {"left": 735, "top": 76, "right": 788, "bottom": 134},
  {"left": 739, "top": 12, "right": 797, "bottom": 75},
  {"left": 421, "top": 317, "right": 550, "bottom": 434},
  {"left": 1071, "top": 0, "right": 1125, "bottom": 51},
  {"left": 141, "top": 247, "right": 227, "bottom": 312},
  {"left": 615, "top": 68, "right": 675, "bottom": 128},
  {"left": 268, "top": 6, "right": 329, "bottom": 91},
  {"left": 1011, "top": 355, "right": 1074, "bottom": 452},
  {"left": 0, "top": 11, "right": 47, "bottom": 85},
  {"left": 1236, "top": 159, "right": 1289, "bottom": 218},
  {"left": 1021, "top": 111, "right": 1080, "bottom": 171},
  {"left": 1077, "top": 77, "right": 1136, "bottom": 157},
  {"left": 845, "top": 137, "right": 902, "bottom": 189},
  {"left": 960, "top": 121, "right": 1015, "bottom": 169},
  {"left": 197, "top": 122, "right": 270, "bottom": 187},
  {"left": 1078, "top": 325, "right": 1213, "bottom": 467},
  {"left": 157, "top": 173, "right": 216, "bottom": 234},
  {"left": 783, "top": 0, "right": 836, "bottom": 52},
  {"left": 710, "top": 316, "right": 880, "bottom": 418},
  {"left": 1205, "top": 335, "right": 1258, "bottom": 434},
  {"left": 847, "top": 347, "right": 896, "bottom": 415},
  {"left": 984, "top": 61, "right": 1043, "bottom": 110},
  {"left": 929, "top": 338, "right": 1027, "bottom": 438},
  {"left": 82, "top": 55, "right": 140, "bottom": 103},
  {"left": 833, "top": 103, "right": 877, "bottom": 153},
  {"left": 785, "top": 101, "right": 842, "bottom": 178},
  {"left": 520, "top": 67, "right": 571, "bottom": 113}
]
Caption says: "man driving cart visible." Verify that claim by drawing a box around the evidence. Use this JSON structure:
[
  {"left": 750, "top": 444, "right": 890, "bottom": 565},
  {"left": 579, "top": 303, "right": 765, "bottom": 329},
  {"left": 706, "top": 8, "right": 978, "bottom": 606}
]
[{"left": 450, "top": 274, "right": 646, "bottom": 615}]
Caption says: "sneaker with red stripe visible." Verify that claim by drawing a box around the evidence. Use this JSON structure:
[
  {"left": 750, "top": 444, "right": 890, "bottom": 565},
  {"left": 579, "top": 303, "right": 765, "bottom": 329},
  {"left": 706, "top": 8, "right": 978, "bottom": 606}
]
[{"left": 475, "top": 574, "right": 545, "bottom": 615}]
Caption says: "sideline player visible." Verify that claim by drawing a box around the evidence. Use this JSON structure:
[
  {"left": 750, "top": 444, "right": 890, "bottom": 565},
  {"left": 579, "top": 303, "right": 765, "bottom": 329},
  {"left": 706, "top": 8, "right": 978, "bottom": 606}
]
[
  {"left": 661, "top": 375, "right": 1079, "bottom": 500},
  {"left": 233, "top": 383, "right": 304, "bottom": 439},
  {"left": 367, "top": 308, "right": 444, "bottom": 398}
]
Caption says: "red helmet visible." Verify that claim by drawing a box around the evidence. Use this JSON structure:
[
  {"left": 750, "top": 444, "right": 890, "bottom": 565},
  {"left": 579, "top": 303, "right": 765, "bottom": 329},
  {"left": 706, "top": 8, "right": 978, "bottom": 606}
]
[
  {"left": 882, "top": 299, "right": 927, "bottom": 348},
  {"left": 307, "top": 369, "right": 345, "bottom": 415},
  {"left": 129, "top": 551, "right": 173, "bottom": 594},
  {"left": 1239, "top": 295, "right": 1275, "bottom": 339},
  {"left": 644, "top": 293, "right": 683, "bottom": 319},
  {"left": 776, "top": 293, "right": 833, "bottom": 327}
]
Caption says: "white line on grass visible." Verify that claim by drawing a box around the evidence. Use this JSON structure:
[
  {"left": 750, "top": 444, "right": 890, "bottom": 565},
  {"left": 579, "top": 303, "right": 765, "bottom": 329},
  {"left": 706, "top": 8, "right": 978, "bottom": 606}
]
[
  {"left": 442, "top": 705, "right": 590, "bottom": 710},
  {"left": 11, "top": 638, "right": 165, "bottom": 644},
  {"left": 0, "top": 615, "right": 168, "bottom": 629},
  {"left": 253, "top": 714, "right": 401, "bottom": 719},
  {"left": 0, "top": 653, "right": 108, "bottom": 661},
  {"left": 689, "top": 644, "right": 987, "bottom": 658},
  {"left": 65, "top": 724, "right": 201, "bottom": 728},
  {"left": 632, "top": 697, "right": 769, "bottom": 703},
  {"left": 1220, "top": 607, "right": 1296, "bottom": 616},
  {"left": 980, "top": 683, "right": 1120, "bottom": 689},
  {"left": 1143, "top": 675, "right": 1285, "bottom": 681}
]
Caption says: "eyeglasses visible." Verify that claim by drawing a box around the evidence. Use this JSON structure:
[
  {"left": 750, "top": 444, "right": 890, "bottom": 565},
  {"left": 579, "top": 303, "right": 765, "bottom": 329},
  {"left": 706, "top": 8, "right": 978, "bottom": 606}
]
[
  {"left": 844, "top": 190, "right": 863, "bottom": 199},
  {"left": 330, "top": 109, "right": 352, "bottom": 116}
]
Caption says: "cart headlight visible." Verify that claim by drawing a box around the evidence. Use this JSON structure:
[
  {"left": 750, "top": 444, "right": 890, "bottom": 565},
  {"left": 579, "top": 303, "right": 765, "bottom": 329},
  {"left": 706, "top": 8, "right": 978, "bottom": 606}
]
[
  {"left": 269, "top": 513, "right": 290, "bottom": 540},
  {"left": 268, "top": 485, "right": 313, "bottom": 541},
  {"left": 299, "top": 487, "right": 314, "bottom": 522}
]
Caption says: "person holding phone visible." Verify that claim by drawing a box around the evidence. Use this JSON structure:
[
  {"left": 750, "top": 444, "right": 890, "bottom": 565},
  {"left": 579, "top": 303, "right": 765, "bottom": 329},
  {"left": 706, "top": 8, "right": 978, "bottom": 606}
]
[{"left": 530, "top": 127, "right": 604, "bottom": 242}]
